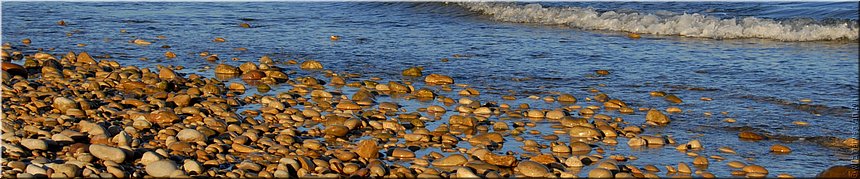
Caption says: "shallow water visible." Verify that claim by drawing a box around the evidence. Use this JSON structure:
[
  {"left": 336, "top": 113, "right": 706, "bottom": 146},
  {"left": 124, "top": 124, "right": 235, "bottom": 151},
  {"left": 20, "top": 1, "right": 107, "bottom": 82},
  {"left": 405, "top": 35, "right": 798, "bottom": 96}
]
[{"left": 2, "top": 2, "right": 858, "bottom": 177}]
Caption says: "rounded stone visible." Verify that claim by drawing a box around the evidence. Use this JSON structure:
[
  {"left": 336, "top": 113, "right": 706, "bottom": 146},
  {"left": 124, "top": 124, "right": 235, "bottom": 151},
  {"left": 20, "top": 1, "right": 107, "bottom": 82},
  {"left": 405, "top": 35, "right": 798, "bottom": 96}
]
[
  {"left": 743, "top": 165, "right": 769, "bottom": 174},
  {"left": 53, "top": 97, "right": 78, "bottom": 113},
  {"left": 214, "top": 64, "right": 240, "bottom": 74},
  {"left": 739, "top": 131, "right": 765, "bottom": 140},
  {"left": 391, "top": 148, "right": 415, "bottom": 158},
  {"left": 516, "top": 161, "right": 550, "bottom": 177},
  {"left": 21, "top": 139, "right": 49, "bottom": 150},
  {"left": 588, "top": 168, "right": 613, "bottom": 178},
  {"left": 177, "top": 129, "right": 205, "bottom": 142},
  {"left": 645, "top": 109, "right": 670, "bottom": 125},
  {"left": 300, "top": 60, "right": 323, "bottom": 69},
  {"left": 432, "top": 154, "right": 468, "bottom": 167},
  {"left": 89, "top": 144, "right": 126, "bottom": 163},
  {"left": 424, "top": 74, "right": 454, "bottom": 85},
  {"left": 324, "top": 125, "right": 350, "bottom": 137},
  {"left": 355, "top": 140, "right": 379, "bottom": 159},
  {"left": 146, "top": 160, "right": 178, "bottom": 178},
  {"left": 770, "top": 144, "right": 791, "bottom": 153}
]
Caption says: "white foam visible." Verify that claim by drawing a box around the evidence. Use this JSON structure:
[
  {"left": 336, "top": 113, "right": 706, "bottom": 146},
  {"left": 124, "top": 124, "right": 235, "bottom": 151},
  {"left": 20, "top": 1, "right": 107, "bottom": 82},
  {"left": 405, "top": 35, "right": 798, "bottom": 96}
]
[{"left": 459, "top": 2, "right": 858, "bottom": 41}]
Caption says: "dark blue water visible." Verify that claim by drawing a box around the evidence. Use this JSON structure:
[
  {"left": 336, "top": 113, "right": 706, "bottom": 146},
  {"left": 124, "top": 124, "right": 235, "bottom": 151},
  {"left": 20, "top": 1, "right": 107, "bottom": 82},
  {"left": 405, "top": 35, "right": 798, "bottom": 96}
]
[{"left": 2, "top": 2, "right": 858, "bottom": 177}]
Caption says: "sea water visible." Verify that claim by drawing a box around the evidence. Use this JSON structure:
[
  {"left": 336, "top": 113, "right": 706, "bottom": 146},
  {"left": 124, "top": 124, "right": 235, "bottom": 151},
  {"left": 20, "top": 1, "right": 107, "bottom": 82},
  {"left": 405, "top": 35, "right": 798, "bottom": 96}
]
[{"left": 2, "top": 2, "right": 857, "bottom": 177}]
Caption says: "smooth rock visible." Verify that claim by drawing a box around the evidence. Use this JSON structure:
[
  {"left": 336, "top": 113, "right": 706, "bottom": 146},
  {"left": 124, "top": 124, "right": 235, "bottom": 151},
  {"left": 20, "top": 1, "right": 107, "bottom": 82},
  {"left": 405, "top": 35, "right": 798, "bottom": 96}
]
[
  {"left": 516, "top": 161, "right": 550, "bottom": 177},
  {"left": 391, "top": 148, "right": 415, "bottom": 158},
  {"left": 53, "top": 97, "right": 78, "bottom": 113},
  {"left": 146, "top": 160, "right": 179, "bottom": 178},
  {"left": 177, "top": 129, "right": 205, "bottom": 142},
  {"left": 645, "top": 109, "right": 670, "bottom": 125},
  {"left": 424, "top": 74, "right": 454, "bottom": 85},
  {"left": 743, "top": 165, "right": 769, "bottom": 174},
  {"left": 21, "top": 139, "right": 49, "bottom": 150},
  {"left": 300, "top": 60, "right": 323, "bottom": 69},
  {"left": 770, "top": 144, "right": 791, "bottom": 153},
  {"left": 588, "top": 168, "right": 613, "bottom": 178},
  {"left": 89, "top": 144, "right": 126, "bottom": 163},
  {"left": 432, "top": 154, "right": 468, "bottom": 167},
  {"left": 214, "top": 64, "right": 240, "bottom": 74},
  {"left": 355, "top": 140, "right": 379, "bottom": 159}
]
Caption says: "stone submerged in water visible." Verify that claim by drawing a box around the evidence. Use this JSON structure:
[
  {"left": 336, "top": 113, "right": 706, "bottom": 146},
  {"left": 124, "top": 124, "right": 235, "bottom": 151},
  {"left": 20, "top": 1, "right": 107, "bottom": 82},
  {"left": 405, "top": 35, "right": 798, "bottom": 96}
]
[
  {"left": 424, "top": 74, "right": 454, "bottom": 85},
  {"left": 402, "top": 66, "right": 423, "bottom": 77},
  {"left": 817, "top": 165, "right": 859, "bottom": 178},
  {"left": 645, "top": 109, "right": 670, "bottom": 125},
  {"left": 214, "top": 64, "right": 240, "bottom": 74},
  {"left": 300, "top": 60, "right": 323, "bottom": 69},
  {"left": 738, "top": 131, "right": 765, "bottom": 140}
]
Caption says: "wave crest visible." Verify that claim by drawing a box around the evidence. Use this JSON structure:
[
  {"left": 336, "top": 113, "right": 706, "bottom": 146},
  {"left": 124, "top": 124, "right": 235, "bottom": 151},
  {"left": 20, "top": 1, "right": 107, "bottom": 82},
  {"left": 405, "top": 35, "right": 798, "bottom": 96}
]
[{"left": 458, "top": 2, "right": 858, "bottom": 41}]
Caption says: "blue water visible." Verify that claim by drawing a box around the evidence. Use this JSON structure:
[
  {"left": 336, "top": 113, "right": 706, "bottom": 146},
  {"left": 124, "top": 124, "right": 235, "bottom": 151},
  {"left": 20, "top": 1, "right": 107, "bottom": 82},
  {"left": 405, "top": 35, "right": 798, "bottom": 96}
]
[{"left": 2, "top": 2, "right": 857, "bottom": 177}]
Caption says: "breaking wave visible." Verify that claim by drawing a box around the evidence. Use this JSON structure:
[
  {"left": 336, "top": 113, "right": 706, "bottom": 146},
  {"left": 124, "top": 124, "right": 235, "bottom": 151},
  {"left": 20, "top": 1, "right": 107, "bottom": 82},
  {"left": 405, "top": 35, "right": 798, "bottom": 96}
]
[{"left": 457, "top": 2, "right": 859, "bottom": 41}]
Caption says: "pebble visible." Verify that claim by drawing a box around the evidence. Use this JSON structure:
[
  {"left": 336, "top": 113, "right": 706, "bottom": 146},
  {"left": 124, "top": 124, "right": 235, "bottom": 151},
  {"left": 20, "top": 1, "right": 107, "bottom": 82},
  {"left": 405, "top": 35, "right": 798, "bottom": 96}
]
[
  {"left": 145, "top": 160, "right": 179, "bottom": 178},
  {"left": 21, "top": 139, "right": 48, "bottom": 150},
  {"left": 770, "top": 144, "right": 791, "bottom": 153},
  {"left": 89, "top": 144, "right": 126, "bottom": 163},
  {"left": 693, "top": 156, "right": 709, "bottom": 165},
  {"left": 432, "top": 154, "right": 468, "bottom": 167},
  {"left": 588, "top": 168, "right": 613, "bottom": 178},
  {"left": 516, "top": 161, "right": 550, "bottom": 177},
  {"left": 424, "top": 74, "right": 454, "bottom": 85},
  {"left": 743, "top": 165, "right": 769, "bottom": 174},
  {"left": 355, "top": 140, "right": 379, "bottom": 159},
  {"left": 739, "top": 131, "right": 765, "bottom": 140},
  {"left": 300, "top": 60, "right": 324, "bottom": 69},
  {"left": 391, "top": 148, "right": 415, "bottom": 158},
  {"left": 645, "top": 109, "right": 670, "bottom": 125},
  {"left": 677, "top": 162, "right": 692, "bottom": 173},
  {"left": 727, "top": 161, "right": 746, "bottom": 168},
  {"left": 53, "top": 97, "right": 78, "bottom": 113},
  {"left": 402, "top": 66, "right": 423, "bottom": 77},
  {"left": 51, "top": 164, "right": 79, "bottom": 178},
  {"left": 177, "top": 129, "right": 205, "bottom": 142}
]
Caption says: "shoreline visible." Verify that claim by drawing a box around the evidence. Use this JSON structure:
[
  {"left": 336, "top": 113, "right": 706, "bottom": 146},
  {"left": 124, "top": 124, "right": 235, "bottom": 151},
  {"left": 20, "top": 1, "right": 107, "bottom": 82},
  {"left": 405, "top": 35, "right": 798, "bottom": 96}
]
[{"left": 2, "top": 47, "right": 858, "bottom": 178}]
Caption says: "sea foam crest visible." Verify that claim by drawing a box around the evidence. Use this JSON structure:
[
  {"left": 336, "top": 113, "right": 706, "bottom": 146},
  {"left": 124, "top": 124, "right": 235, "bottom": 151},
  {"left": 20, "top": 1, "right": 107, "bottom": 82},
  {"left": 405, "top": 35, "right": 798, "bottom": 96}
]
[{"left": 459, "top": 2, "right": 858, "bottom": 41}]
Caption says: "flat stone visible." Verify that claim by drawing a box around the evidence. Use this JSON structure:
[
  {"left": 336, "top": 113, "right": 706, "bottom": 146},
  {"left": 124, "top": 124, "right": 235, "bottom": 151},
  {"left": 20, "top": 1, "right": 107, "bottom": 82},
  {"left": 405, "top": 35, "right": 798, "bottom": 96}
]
[
  {"left": 21, "top": 139, "right": 49, "bottom": 150},
  {"left": 391, "top": 148, "right": 415, "bottom": 158},
  {"left": 516, "top": 161, "right": 550, "bottom": 177},
  {"left": 53, "top": 97, "right": 78, "bottom": 113},
  {"left": 743, "top": 165, "right": 769, "bottom": 174},
  {"left": 588, "top": 168, "right": 613, "bottom": 178},
  {"left": 89, "top": 144, "right": 126, "bottom": 163},
  {"left": 432, "top": 154, "right": 468, "bottom": 167},
  {"left": 424, "top": 74, "right": 454, "bottom": 85},
  {"left": 482, "top": 153, "right": 516, "bottom": 167},
  {"left": 176, "top": 129, "right": 205, "bottom": 142},
  {"left": 146, "top": 160, "right": 178, "bottom": 178},
  {"left": 770, "top": 144, "right": 791, "bottom": 153}
]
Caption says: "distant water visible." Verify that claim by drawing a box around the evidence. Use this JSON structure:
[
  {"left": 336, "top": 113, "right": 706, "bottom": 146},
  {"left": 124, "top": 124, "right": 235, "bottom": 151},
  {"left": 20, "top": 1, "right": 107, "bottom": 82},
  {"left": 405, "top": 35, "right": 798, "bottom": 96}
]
[
  {"left": 2, "top": 2, "right": 858, "bottom": 177},
  {"left": 459, "top": 2, "right": 859, "bottom": 41}
]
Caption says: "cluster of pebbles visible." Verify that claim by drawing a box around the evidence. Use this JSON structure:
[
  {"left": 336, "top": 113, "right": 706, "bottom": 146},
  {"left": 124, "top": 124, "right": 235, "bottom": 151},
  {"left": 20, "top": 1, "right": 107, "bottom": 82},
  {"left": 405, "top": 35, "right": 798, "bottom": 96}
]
[{"left": 2, "top": 23, "right": 859, "bottom": 179}]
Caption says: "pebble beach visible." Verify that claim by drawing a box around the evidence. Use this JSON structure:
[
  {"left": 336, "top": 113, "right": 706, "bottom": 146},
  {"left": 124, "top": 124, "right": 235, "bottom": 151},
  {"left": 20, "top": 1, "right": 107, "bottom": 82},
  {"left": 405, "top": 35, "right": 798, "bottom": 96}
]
[{"left": 2, "top": 1, "right": 859, "bottom": 178}]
